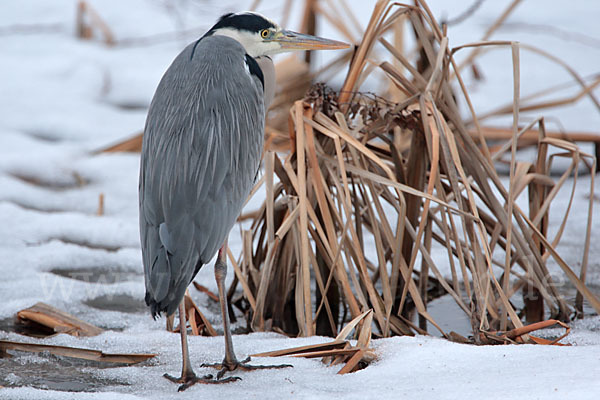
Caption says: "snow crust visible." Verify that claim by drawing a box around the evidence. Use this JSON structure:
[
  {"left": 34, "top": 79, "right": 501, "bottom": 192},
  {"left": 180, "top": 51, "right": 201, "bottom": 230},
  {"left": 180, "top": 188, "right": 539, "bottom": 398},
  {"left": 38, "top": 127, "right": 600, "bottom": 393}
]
[{"left": 0, "top": 0, "right": 599, "bottom": 399}]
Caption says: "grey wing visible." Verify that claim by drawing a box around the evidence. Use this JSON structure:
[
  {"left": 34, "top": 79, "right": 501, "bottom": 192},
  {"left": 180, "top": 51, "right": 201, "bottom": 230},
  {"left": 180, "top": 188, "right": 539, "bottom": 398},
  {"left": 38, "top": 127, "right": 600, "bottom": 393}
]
[{"left": 139, "top": 36, "right": 265, "bottom": 317}]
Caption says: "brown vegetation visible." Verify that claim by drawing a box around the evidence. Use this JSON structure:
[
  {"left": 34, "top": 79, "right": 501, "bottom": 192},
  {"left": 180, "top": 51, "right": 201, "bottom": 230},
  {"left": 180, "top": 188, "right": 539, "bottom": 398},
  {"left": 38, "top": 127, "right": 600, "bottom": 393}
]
[{"left": 228, "top": 0, "right": 599, "bottom": 345}]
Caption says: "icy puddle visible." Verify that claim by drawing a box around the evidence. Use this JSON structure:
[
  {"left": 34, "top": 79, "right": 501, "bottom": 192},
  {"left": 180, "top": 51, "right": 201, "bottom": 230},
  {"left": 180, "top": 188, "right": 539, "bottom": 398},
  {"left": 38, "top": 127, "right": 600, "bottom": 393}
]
[
  {"left": 84, "top": 294, "right": 147, "bottom": 314},
  {"left": 1, "top": 354, "right": 129, "bottom": 392},
  {"left": 416, "top": 283, "right": 600, "bottom": 338},
  {"left": 50, "top": 267, "right": 140, "bottom": 284}
]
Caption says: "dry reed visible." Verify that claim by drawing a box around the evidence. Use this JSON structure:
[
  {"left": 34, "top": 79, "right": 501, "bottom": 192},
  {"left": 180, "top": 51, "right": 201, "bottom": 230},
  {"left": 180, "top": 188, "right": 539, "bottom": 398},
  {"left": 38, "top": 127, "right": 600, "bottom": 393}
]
[{"left": 227, "top": 0, "right": 599, "bottom": 344}]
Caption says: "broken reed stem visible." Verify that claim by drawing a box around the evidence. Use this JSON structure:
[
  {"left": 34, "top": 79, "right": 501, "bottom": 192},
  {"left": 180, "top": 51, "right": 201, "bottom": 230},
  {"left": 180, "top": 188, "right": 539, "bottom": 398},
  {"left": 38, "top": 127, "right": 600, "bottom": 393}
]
[
  {"left": 76, "top": 0, "right": 115, "bottom": 45},
  {"left": 292, "top": 101, "right": 315, "bottom": 336},
  {"left": 97, "top": 193, "right": 104, "bottom": 216},
  {"left": 502, "top": 42, "right": 520, "bottom": 331}
]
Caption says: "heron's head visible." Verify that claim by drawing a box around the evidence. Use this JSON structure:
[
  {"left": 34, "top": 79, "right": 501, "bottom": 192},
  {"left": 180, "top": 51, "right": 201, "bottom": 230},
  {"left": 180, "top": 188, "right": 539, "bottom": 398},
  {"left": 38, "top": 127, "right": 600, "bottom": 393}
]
[{"left": 205, "top": 12, "right": 349, "bottom": 58}]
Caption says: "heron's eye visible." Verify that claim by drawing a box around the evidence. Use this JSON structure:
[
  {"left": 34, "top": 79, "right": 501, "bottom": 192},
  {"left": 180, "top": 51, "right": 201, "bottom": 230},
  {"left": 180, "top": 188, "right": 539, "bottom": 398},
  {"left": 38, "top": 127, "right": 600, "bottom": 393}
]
[{"left": 260, "top": 29, "right": 269, "bottom": 39}]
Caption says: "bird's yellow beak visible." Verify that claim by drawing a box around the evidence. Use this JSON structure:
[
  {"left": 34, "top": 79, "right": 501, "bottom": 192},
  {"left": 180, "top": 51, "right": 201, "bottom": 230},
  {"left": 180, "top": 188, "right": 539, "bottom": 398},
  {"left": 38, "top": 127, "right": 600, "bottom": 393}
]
[{"left": 273, "top": 30, "right": 350, "bottom": 51}]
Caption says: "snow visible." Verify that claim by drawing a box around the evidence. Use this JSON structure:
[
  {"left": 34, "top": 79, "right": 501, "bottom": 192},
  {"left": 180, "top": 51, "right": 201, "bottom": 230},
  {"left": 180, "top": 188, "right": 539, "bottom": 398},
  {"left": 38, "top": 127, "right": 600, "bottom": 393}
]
[{"left": 1, "top": 0, "right": 599, "bottom": 399}]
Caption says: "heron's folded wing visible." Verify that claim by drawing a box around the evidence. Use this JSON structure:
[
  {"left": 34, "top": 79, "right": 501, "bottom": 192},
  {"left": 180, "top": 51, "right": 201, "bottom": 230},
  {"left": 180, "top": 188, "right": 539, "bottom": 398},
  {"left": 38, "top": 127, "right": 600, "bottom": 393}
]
[{"left": 139, "top": 36, "right": 264, "bottom": 315}]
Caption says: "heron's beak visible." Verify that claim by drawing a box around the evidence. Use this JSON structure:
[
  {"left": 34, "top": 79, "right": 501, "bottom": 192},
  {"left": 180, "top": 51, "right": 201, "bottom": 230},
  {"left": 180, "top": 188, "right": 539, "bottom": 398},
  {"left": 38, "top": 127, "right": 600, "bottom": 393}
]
[{"left": 273, "top": 30, "right": 350, "bottom": 51}]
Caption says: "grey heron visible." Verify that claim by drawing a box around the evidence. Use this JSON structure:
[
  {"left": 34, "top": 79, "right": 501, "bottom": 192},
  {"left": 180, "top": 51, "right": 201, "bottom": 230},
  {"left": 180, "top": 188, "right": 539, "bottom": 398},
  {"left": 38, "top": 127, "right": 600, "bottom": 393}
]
[{"left": 139, "top": 11, "right": 349, "bottom": 390}]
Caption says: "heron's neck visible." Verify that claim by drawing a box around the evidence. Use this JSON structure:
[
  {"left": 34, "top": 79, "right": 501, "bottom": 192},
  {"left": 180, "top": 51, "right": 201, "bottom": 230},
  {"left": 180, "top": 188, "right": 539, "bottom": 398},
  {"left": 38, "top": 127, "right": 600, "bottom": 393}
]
[{"left": 255, "top": 56, "right": 275, "bottom": 111}]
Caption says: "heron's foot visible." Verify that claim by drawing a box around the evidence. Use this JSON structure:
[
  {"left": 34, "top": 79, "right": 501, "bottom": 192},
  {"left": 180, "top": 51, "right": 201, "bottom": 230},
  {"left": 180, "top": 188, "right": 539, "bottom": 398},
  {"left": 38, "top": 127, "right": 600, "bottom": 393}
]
[
  {"left": 163, "top": 372, "right": 240, "bottom": 391},
  {"left": 201, "top": 356, "right": 293, "bottom": 380}
]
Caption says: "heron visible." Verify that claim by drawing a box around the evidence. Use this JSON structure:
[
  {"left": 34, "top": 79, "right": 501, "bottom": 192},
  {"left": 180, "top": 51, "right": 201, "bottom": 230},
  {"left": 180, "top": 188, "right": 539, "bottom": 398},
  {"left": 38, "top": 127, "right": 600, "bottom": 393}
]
[{"left": 139, "top": 11, "right": 349, "bottom": 390}]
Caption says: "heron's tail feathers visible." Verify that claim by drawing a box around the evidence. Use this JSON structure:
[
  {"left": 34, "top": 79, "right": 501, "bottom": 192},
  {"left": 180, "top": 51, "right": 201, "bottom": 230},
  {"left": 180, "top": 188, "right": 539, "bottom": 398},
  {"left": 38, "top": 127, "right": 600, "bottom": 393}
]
[
  {"left": 143, "top": 222, "right": 200, "bottom": 318},
  {"left": 144, "top": 244, "right": 187, "bottom": 318}
]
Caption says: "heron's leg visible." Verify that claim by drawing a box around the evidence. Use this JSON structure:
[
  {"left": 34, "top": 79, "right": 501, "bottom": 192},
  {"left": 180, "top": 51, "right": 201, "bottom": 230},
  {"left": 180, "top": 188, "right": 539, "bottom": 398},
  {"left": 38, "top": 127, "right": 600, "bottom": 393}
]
[
  {"left": 203, "top": 242, "right": 292, "bottom": 380},
  {"left": 215, "top": 242, "right": 239, "bottom": 369},
  {"left": 163, "top": 300, "right": 196, "bottom": 383},
  {"left": 164, "top": 299, "right": 240, "bottom": 391},
  {"left": 166, "top": 313, "right": 175, "bottom": 331}
]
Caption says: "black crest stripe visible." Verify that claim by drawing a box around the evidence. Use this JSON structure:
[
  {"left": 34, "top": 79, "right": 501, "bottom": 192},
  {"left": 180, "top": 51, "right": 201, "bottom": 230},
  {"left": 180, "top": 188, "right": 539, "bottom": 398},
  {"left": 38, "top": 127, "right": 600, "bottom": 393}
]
[
  {"left": 217, "top": 12, "right": 235, "bottom": 23},
  {"left": 208, "top": 13, "right": 275, "bottom": 34}
]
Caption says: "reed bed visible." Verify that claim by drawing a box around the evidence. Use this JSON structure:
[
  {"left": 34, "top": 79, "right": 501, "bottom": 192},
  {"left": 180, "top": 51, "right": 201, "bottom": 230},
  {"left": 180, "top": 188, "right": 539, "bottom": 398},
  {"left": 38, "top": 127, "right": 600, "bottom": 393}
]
[
  {"left": 94, "top": 0, "right": 599, "bottom": 342},
  {"left": 227, "top": 0, "right": 599, "bottom": 343}
]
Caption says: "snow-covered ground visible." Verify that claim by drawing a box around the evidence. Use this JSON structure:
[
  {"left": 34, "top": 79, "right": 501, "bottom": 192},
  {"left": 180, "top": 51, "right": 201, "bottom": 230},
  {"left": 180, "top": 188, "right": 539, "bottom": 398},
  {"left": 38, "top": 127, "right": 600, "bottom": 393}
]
[{"left": 0, "top": 0, "right": 599, "bottom": 399}]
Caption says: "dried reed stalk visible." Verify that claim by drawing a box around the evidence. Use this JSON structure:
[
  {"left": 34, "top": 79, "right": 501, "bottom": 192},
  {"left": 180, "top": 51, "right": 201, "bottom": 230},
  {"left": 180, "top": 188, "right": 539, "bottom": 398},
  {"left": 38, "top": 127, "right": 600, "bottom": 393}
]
[
  {"left": 0, "top": 340, "right": 154, "bottom": 364},
  {"left": 17, "top": 302, "right": 104, "bottom": 337},
  {"left": 76, "top": 0, "right": 115, "bottom": 45}
]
